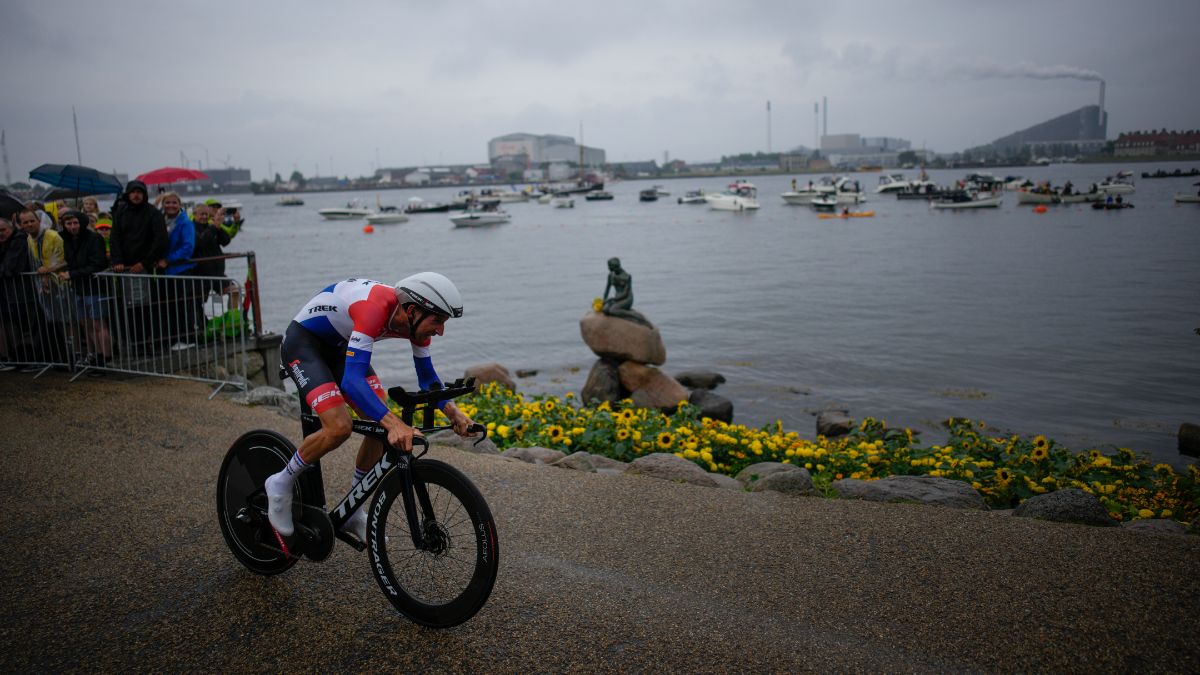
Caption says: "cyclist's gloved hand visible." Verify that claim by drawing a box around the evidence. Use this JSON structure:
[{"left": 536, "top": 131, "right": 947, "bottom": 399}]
[{"left": 445, "top": 404, "right": 475, "bottom": 437}]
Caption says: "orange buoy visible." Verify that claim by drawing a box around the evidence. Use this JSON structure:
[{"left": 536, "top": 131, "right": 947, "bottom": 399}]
[
  {"left": 1033, "top": 205, "right": 1047, "bottom": 214},
  {"left": 363, "top": 224, "right": 375, "bottom": 233}
]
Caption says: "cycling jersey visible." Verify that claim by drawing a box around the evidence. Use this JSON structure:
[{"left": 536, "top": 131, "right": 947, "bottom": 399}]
[{"left": 288, "top": 278, "right": 444, "bottom": 421}]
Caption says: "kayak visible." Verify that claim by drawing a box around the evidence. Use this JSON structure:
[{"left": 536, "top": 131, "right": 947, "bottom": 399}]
[
  {"left": 817, "top": 211, "right": 875, "bottom": 219},
  {"left": 1091, "top": 202, "right": 1135, "bottom": 210}
]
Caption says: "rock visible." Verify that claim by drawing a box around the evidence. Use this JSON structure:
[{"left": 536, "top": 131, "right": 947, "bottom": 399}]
[
  {"left": 1190, "top": 519, "right": 1200, "bottom": 536},
  {"left": 675, "top": 370, "right": 726, "bottom": 390},
  {"left": 1121, "top": 519, "right": 1187, "bottom": 535},
  {"left": 1013, "top": 488, "right": 1119, "bottom": 526},
  {"left": 1179, "top": 422, "right": 1200, "bottom": 457},
  {"left": 501, "top": 446, "right": 566, "bottom": 465},
  {"left": 427, "top": 429, "right": 500, "bottom": 455},
  {"left": 709, "top": 473, "right": 744, "bottom": 490},
  {"left": 619, "top": 362, "right": 690, "bottom": 412},
  {"left": 550, "top": 451, "right": 628, "bottom": 473},
  {"left": 244, "top": 350, "right": 265, "bottom": 377},
  {"left": 625, "top": 453, "right": 717, "bottom": 487},
  {"left": 234, "top": 386, "right": 293, "bottom": 408},
  {"left": 464, "top": 363, "right": 516, "bottom": 392},
  {"left": 581, "top": 359, "right": 625, "bottom": 406},
  {"left": 832, "top": 476, "right": 988, "bottom": 510},
  {"left": 817, "top": 410, "right": 854, "bottom": 438},
  {"left": 688, "top": 389, "right": 733, "bottom": 423},
  {"left": 579, "top": 311, "right": 666, "bottom": 365},
  {"left": 750, "top": 468, "right": 816, "bottom": 495},
  {"left": 735, "top": 461, "right": 802, "bottom": 485},
  {"left": 515, "top": 368, "right": 538, "bottom": 378}
]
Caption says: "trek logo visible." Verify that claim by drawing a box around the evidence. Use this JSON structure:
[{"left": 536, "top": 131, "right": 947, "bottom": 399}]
[
  {"left": 334, "top": 454, "right": 394, "bottom": 520},
  {"left": 311, "top": 387, "right": 340, "bottom": 407},
  {"left": 307, "top": 304, "right": 337, "bottom": 314},
  {"left": 288, "top": 359, "right": 309, "bottom": 387}
]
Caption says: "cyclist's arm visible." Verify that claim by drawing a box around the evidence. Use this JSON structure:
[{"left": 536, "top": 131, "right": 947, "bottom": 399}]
[
  {"left": 411, "top": 340, "right": 448, "bottom": 410},
  {"left": 341, "top": 299, "right": 394, "bottom": 422}
]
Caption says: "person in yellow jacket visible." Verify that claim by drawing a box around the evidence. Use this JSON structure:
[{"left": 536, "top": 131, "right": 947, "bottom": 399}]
[{"left": 17, "top": 209, "right": 65, "bottom": 276}]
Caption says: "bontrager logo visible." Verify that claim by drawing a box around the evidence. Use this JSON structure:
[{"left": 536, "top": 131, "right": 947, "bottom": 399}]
[{"left": 371, "top": 491, "right": 398, "bottom": 596}]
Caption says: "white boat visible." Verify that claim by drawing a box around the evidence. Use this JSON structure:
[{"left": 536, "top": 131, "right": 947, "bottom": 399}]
[
  {"left": 653, "top": 185, "right": 671, "bottom": 197},
  {"left": 706, "top": 181, "right": 760, "bottom": 211},
  {"left": 1175, "top": 194, "right": 1200, "bottom": 203},
  {"left": 930, "top": 192, "right": 1003, "bottom": 209},
  {"left": 550, "top": 196, "right": 575, "bottom": 208},
  {"left": 365, "top": 207, "right": 409, "bottom": 225},
  {"left": 1016, "top": 190, "right": 1061, "bottom": 205},
  {"left": 318, "top": 202, "right": 372, "bottom": 220},
  {"left": 450, "top": 210, "right": 510, "bottom": 227},
  {"left": 492, "top": 188, "right": 531, "bottom": 203},
  {"left": 1004, "top": 176, "right": 1033, "bottom": 191},
  {"left": 276, "top": 196, "right": 304, "bottom": 206},
  {"left": 537, "top": 193, "right": 553, "bottom": 204},
  {"left": 874, "top": 174, "right": 911, "bottom": 194},
  {"left": 1097, "top": 179, "right": 1136, "bottom": 195},
  {"left": 677, "top": 189, "right": 707, "bottom": 204},
  {"left": 810, "top": 194, "right": 838, "bottom": 210}
]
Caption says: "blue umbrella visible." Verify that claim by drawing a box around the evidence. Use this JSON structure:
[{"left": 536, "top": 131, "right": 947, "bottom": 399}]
[{"left": 28, "top": 163, "right": 123, "bottom": 195}]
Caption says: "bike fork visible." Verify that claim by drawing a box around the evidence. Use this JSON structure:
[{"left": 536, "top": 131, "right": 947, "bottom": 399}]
[{"left": 399, "top": 467, "right": 437, "bottom": 550}]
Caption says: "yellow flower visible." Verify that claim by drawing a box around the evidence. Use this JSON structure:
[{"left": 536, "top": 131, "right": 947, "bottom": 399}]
[
  {"left": 496, "top": 425, "right": 510, "bottom": 439},
  {"left": 545, "top": 425, "right": 565, "bottom": 441},
  {"left": 1137, "top": 509, "right": 1154, "bottom": 519},
  {"left": 656, "top": 432, "right": 675, "bottom": 449},
  {"left": 1032, "top": 435, "right": 1048, "bottom": 452},
  {"left": 1031, "top": 446, "right": 1048, "bottom": 462},
  {"left": 616, "top": 428, "right": 630, "bottom": 441},
  {"left": 996, "top": 469, "right": 1012, "bottom": 483},
  {"left": 592, "top": 297, "right": 603, "bottom": 312},
  {"left": 571, "top": 427, "right": 585, "bottom": 436},
  {"left": 544, "top": 400, "right": 556, "bottom": 412}
]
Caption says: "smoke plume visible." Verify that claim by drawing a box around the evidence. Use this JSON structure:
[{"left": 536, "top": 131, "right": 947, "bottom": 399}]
[{"left": 959, "top": 61, "right": 1102, "bottom": 82}]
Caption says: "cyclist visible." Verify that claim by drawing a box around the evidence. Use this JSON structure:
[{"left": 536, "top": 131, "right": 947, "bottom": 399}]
[{"left": 266, "top": 272, "right": 476, "bottom": 541}]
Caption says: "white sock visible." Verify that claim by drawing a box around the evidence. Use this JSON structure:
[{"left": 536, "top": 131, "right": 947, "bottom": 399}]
[
  {"left": 265, "top": 451, "right": 311, "bottom": 537},
  {"left": 343, "top": 468, "right": 370, "bottom": 539}
]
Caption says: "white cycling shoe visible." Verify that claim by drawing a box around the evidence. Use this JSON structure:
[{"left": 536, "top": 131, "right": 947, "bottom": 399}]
[
  {"left": 264, "top": 473, "right": 295, "bottom": 537},
  {"left": 342, "top": 507, "right": 367, "bottom": 542}
]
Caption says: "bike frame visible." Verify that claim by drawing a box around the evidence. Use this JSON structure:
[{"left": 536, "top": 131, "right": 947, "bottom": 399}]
[{"left": 295, "top": 378, "right": 483, "bottom": 553}]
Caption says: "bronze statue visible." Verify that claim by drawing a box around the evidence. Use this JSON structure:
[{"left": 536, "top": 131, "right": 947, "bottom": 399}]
[{"left": 601, "top": 257, "right": 651, "bottom": 327}]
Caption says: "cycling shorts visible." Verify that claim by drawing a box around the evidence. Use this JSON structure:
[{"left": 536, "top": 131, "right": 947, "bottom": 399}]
[{"left": 281, "top": 321, "right": 387, "bottom": 416}]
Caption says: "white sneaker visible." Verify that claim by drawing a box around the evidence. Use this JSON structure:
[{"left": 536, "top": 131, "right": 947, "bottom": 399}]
[
  {"left": 264, "top": 473, "right": 295, "bottom": 537},
  {"left": 343, "top": 507, "right": 367, "bottom": 542}
]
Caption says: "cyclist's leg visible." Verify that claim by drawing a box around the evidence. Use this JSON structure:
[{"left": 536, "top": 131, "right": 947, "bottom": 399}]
[
  {"left": 267, "top": 322, "right": 352, "bottom": 536},
  {"left": 344, "top": 372, "right": 388, "bottom": 540}
]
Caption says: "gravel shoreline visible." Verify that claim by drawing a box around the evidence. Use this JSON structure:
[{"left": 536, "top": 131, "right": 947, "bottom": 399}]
[{"left": 2, "top": 372, "right": 1198, "bottom": 672}]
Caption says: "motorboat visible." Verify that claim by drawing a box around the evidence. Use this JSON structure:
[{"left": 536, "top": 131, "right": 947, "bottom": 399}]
[
  {"left": 874, "top": 174, "right": 911, "bottom": 194},
  {"left": 1096, "top": 178, "right": 1136, "bottom": 195},
  {"left": 832, "top": 177, "right": 867, "bottom": 204},
  {"left": 930, "top": 191, "right": 1003, "bottom": 209},
  {"left": 1144, "top": 168, "right": 1200, "bottom": 179},
  {"left": 677, "top": 189, "right": 707, "bottom": 204},
  {"left": 809, "top": 194, "right": 838, "bottom": 210},
  {"left": 365, "top": 206, "right": 409, "bottom": 224},
  {"left": 1059, "top": 192, "right": 1105, "bottom": 204},
  {"left": 537, "top": 193, "right": 554, "bottom": 204},
  {"left": 405, "top": 198, "right": 451, "bottom": 214},
  {"left": 706, "top": 181, "right": 760, "bottom": 211},
  {"left": 1004, "top": 176, "right": 1033, "bottom": 191},
  {"left": 895, "top": 184, "right": 949, "bottom": 200},
  {"left": 550, "top": 196, "right": 575, "bottom": 208},
  {"left": 1016, "top": 190, "right": 1061, "bottom": 205},
  {"left": 1174, "top": 194, "right": 1200, "bottom": 203},
  {"left": 639, "top": 189, "right": 659, "bottom": 202},
  {"left": 450, "top": 190, "right": 501, "bottom": 210},
  {"left": 584, "top": 191, "right": 614, "bottom": 201},
  {"left": 318, "top": 202, "right": 372, "bottom": 220},
  {"left": 653, "top": 185, "right": 670, "bottom": 197},
  {"left": 450, "top": 210, "right": 510, "bottom": 227},
  {"left": 276, "top": 196, "right": 304, "bottom": 206},
  {"left": 490, "top": 188, "right": 531, "bottom": 203}
]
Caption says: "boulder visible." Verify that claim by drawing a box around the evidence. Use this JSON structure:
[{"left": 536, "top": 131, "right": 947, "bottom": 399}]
[
  {"left": 1179, "top": 422, "right": 1200, "bottom": 457},
  {"left": 580, "top": 311, "right": 666, "bottom": 365},
  {"left": 816, "top": 410, "right": 854, "bottom": 438},
  {"left": 234, "top": 386, "right": 293, "bottom": 408},
  {"left": 501, "top": 446, "right": 566, "bottom": 465},
  {"left": 832, "top": 476, "right": 988, "bottom": 510},
  {"left": 689, "top": 389, "right": 733, "bottom": 423},
  {"left": 464, "top": 363, "right": 516, "bottom": 392},
  {"left": 750, "top": 468, "right": 816, "bottom": 496},
  {"left": 709, "top": 473, "right": 744, "bottom": 490},
  {"left": 1012, "top": 488, "right": 1119, "bottom": 526},
  {"left": 581, "top": 359, "right": 625, "bottom": 406},
  {"left": 625, "top": 453, "right": 717, "bottom": 487},
  {"left": 675, "top": 370, "right": 726, "bottom": 390},
  {"left": 1121, "top": 519, "right": 1187, "bottom": 535},
  {"left": 735, "top": 461, "right": 802, "bottom": 485},
  {"left": 427, "top": 429, "right": 500, "bottom": 455},
  {"left": 619, "top": 362, "right": 690, "bottom": 412},
  {"left": 552, "top": 451, "right": 628, "bottom": 473},
  {"left": 515, "top": 368, "right": 538, "bottom": 378}
]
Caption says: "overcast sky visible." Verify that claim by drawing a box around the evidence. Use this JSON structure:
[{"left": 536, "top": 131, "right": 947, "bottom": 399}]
[{"left": 2, "top": 0, "right": 1197, "bottom": 182}]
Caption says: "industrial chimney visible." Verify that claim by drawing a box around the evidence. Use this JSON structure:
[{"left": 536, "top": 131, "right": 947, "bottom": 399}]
[{"left": 1098, "top": 80, "right": 1106, "bottom": 128}]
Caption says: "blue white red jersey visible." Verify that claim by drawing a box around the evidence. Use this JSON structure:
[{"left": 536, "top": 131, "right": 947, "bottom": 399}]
[{"left": 294, "top": 278, "right": 442, "bottom": 420}]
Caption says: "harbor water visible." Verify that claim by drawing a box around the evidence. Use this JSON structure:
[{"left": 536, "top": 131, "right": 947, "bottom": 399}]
[{"left": 230, "top": 162, "right": 1200, "bottom": 467}]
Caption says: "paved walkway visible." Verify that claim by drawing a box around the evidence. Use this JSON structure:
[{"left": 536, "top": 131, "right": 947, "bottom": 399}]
[{"left": 1, "top": 373, "right": 1197, "bottom": 672}]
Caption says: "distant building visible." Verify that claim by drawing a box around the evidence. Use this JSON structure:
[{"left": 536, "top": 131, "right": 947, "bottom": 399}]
[
  {"left": 861, "top": 137, "right": 911, "bottom": 152},
  {"left": 609, "top": 160, "right": 659, "bottom": 177},
  {"left": 989, "top": 105, "right": 1107, "bottom": 155},
  {"left": 1114, "top": 129, "right": 1200, "bottom": 156},
  {"left": 487, "top": 132, "right": 606, "bottom": 168},
  {"left": 821, "top": 134, "right": 861, "bottom": 152}
]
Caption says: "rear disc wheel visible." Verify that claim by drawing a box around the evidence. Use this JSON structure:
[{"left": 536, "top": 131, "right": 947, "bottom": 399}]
[{"left": 216, "top": 429, "right": 303, "bottom": 575}]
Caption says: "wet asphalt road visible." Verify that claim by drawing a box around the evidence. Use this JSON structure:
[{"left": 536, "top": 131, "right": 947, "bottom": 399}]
[{"left": 2, "top": 373, "right": 1198, "bottom": 672}]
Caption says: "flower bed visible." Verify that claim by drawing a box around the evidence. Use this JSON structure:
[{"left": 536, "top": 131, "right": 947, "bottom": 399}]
[{"left": 445, "top": 383, "right": 1199, "bottom": 525}]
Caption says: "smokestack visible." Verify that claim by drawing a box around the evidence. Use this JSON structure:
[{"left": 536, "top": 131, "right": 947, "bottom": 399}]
[
  {"left": 1098, "top": 79, "right": 1106, "bottom": 127},
  {"left": 822, "top": 96, "right": 828, "bottom": 138}
]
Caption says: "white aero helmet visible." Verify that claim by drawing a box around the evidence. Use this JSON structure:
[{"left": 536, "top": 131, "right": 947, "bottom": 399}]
[{"left": 395, "top": 272, "right": 463, "bottom": 318}]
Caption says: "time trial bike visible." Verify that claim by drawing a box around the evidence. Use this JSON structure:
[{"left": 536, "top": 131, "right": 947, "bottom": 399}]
[{"left": 216, "top": 377, "right": 498, "bottom": 628}]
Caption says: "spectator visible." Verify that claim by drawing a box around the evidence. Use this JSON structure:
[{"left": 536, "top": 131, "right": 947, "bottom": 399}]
[
  {"left": 109, "top": 180, "right": 167, "bottom": 275},
  {"left": 57, "top": 210, "right": 112, "bottom": 373},
  {"left": 81, "top": 196, "right": 101, "bottom": 219},
  {"left": 17, "top": 208, "right": 69, "bottom": 364},
  {"left": 19, "top": 209, "right": 65, "bottom": 277},
  {"left": 0, "top": 217, "right": 35, "bottom": 370},
  {"left": 95, "top": 215, "right": 112, "bottom": 261},
  {"left": 158, "top": 192, "right": 195, "bottom": 275},
  {"left": 24, "top": 201, "right": 54, "bottom": 232}
]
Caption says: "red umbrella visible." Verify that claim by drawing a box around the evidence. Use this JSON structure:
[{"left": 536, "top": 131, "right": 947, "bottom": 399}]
[{"left": 136, "top": 166, "right": 210, "bottom": 185}]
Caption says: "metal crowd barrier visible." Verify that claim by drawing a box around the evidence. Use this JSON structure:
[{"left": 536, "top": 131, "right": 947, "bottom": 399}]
[{"left": 0, "top": 268, "right": 251, "bottom": 395}]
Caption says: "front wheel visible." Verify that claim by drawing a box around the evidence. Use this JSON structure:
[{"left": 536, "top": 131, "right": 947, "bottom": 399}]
[{"left": 367, "top": 459, "right": 499, "bottom": 628}]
